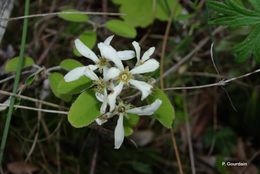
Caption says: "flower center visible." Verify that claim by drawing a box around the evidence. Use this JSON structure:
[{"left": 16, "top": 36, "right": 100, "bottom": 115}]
[
  {"left": 118, "top": 106, "right": 126, "bottom": 113},
  {"left": 94, "top": 80, "right": 106, "bottom": 93},
  {"left": 98, "top": 58, "right": 108, "bottom": 67},
  {"left": 119, "top": 69, "right": 132, "bottom": 83}
]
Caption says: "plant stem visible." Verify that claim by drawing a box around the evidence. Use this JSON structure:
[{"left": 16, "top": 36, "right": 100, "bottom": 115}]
[{"left": 0, "top": 0, "right": 30, "bottom": 165}]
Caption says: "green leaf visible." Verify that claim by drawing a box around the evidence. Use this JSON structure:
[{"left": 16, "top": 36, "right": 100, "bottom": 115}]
[
  {"left": 68, "top": 91, "right": 100, "bottom": 128},
  {"left": 156, "top": 0, "right": 182, "bottom": 21},
  {"left": 249, "top": 0, "right": 260, "bottom": 11},
  {"left": 57, "top": 76, "right": 92, "bottom": 95},
  {"left": 209, "top": 0, "right": 260, "bottom": 27},
  {"left": 209, "top": 0, "right": 260, "bottom": 62},
  {"left": 207, "top": 1, "right": 238, "bottom": 15},
  {"left": 4, "top": 56, "right": 34, "bottom": 72},
  {"left": 78, "top": 31, "right": 97, "bottom": 49},
  {"left": 58, "top": 9, "right": 89, "bottom": 22},
  {"left": 48, "top": 73, "right": 72, "bottom": 102},
  {"left": 233, "top": 24, "right": 260, "bottom": 62},
  {"left": 112, "top": 0, "right": 154, "bottom": 27},
  {"left": 72, "top": 31, "right": 96, "bottom": 56},
  {"left": 124, "top": 114, "right": 140, "bottom": 136},
  {"left": 105, "top": 20, "right": 137, "bottom": 38},
  {"left": 59, "top": 59, "right": 83, "bottom": 71},
  {"left": 148, "top": 88, "right": 175, "bottom": 128}
]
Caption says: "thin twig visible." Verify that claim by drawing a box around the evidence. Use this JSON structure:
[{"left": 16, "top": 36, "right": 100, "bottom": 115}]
[
  {"left": 25, "top": 102, "right": 42, "bottom": 162},
  {"left": 160, "top": 10, "right": 174, "bottom": 89},
  {"left": 0, "top": 90, "right": 68, "bottom": 110},
  {"left": 0, "top": 11, "right": 125, "bottom": 21},
  {"left": 164, "top": 68, "right": 260, "bottom": 91},
  {"left": 0, "top": 103, "right": 68, "bottom": 115},
  {"left": 0, "top": 70, "right": 34, "bottom": 84},
  {"left": 170, "top": 129, "right": 184, "bottom": 174},
  {"left": 183, "top": 92, "right": 196, "bottom": 174},
  {"left": 89, "top": 144, "right": 98, "bottom": 174}
]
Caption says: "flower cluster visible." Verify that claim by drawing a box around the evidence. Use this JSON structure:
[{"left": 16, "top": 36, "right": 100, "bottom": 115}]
[{"left": 64, "top": 36, "right": 162, "bottom": 149}]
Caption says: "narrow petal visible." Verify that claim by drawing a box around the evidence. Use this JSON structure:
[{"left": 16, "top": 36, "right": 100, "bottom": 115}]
[
  {"left": 108, "top": 82, "right": 124, "bottom": 111},
  {"left": 117, "top": 50, "right": 135, "bottom": 60},
  {"left": 103, "top": 67, "right": 121, "bottom": 81},
  {"left": 83, "top": 65, "right": 99, "bottom": 80},
  {"left": 129, "top": 79, "right": 152, "bottom": 100},
  {"left": 95, "top": 92, "right": 104, "bottom": 102},
  {"left": 130, "top": 59, "right": 159, "bottom": 75},
  {"left": 95, "top": 118, "right": 107, "bottom": 125},
  {"left": 114, "top": 114, "right": 125, "bottom": 149},
  {"left": 132, "top": 41, "right": 141, "bottom": 62},
  {"left": 64, "top": 66, "right": 86, "bottom": 82},
  {"left": 74, "top": 39, "right": 99, "bottom": 63},
  {"left": 100, "top": 101, "right": 108, "bottom": 114},
  {"left": 127, "top": 99, "right": 162, "bottom": 115},
  {"left": 98, "top": 43, "right": 124, "bottom": 70},
  {"left": 104, "top": 35, "right": 114, "bottom": 45},
  {"left": 141, "top": 47, "right": 155, "bottom": 62},
  {"left": 100, "top": 89, "right": 108, "bottom": 114}
]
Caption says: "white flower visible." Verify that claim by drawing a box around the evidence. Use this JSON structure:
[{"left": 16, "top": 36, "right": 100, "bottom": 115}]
[
  {"left": 132, "top": 41, "right": 155, "bottom": 65},
  {"left": 64, "top": 36, "right": 135, "bottom": 82},
  {"left": 106, "top": 42, "right": 159, "bottom": 111},
  {"left": 114, "top": 99, "right": 162, "bottom": 149}
]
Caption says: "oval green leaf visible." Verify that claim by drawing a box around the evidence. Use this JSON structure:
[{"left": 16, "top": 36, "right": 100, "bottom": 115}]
[
  {"left": 59, "top": 59, "right": 83, "bottom": 71},
  {"left": 79, "top": 31, "right": 97, "bottom": 49},
  {"left": 124, "top": 114, "right": 140, "bottom": 136},
  {"left": 4, "top": 56, "right": 34, "bottom": 72},
  {"left": 58, "top": 75, "right": 92, "bottom": 95},
  {"left": 48, "top": 73, "right": 72, "bottom": 102},
  {"left": 105, "top": 19, "right": 137, "bottom": 38},
  {"left": 58, "top": 9, "right": 89, "bottom": 22},
  {"left": 68, "top": 91, "right": 100, "bottom": 128},
  {"left": 148, "top": 88, "right": 175, "bottom": 128}
]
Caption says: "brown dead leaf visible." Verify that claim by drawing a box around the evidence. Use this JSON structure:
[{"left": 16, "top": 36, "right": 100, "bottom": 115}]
[{"left": 7, "top": 161, "right": 39, "bottom": 174}]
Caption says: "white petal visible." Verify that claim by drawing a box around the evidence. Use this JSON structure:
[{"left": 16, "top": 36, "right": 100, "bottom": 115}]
[
  {"left": 95, "top": 118, "right": 107, "bottom": 125},
  {"left": 103, "top": 67, "right": 121, "bottom": 81},
  {"left": 130, "top": 59, "right": 159, "bottom": 75},
  {"left": 109, "top": 81, "right": 115, "bottom": 89},
  {"left": 129, "top": 79, "right": 152, "bottom": 100},
  {"left": 127, "top": 99, "right": 162, "bottom": 115},
  {"left": 64, "top": 66, "right": 86, "bottom": 82},
  {"left": 104, "top": 35, "right": 114, "bottom": 45},
  {"left": 141, "top": 47, "right": 155, "bottom": 62},
  {"left": 95, "top": 92, "right": 104, "bottom": 102},
  {"left": 117, "top": 50, "right": 135, "bottom": 60},
  {"left": 74, "top": 39, "right": 99, "bottom": 63},
  {"left": 83, "top": 65, "right": 99, "bottom": 80},
  {"left": 114, "top": 114, "right": 125, "bottom": 149},
  {"left": 96, "top": 89, "right": 108, "bottom": 114},
  {"left": 101, "top": 89, "right": 108, "bottom": 114},
  {"left": 132, "top": 41, "right": 141, "bottom": 62},
  {"left": 98, "top": 43, "right": 124, "bottom": 70},
  {"left": 108, "top": 82, "right": 124, "bottom": 111},
  {"left": 100, "top": 101, "right": 108, "bottom": 114}
]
